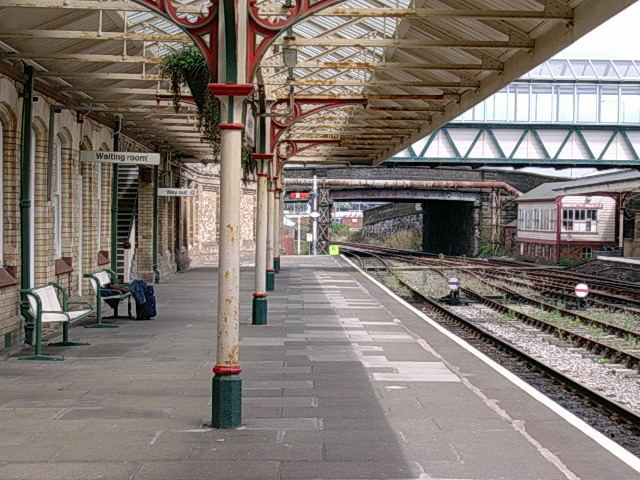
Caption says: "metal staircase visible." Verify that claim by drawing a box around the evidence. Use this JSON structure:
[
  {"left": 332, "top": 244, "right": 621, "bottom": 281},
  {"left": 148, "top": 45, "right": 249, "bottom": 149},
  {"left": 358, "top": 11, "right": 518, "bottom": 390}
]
[{"left": 115, "top": 165, "right": 139, "bottom": 280}]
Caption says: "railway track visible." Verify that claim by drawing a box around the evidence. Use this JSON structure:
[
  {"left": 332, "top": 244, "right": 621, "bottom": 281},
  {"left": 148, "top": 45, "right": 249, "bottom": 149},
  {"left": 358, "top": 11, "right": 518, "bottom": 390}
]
[{"left": 340, "top": 244, "right": 640, "bottom": 454}]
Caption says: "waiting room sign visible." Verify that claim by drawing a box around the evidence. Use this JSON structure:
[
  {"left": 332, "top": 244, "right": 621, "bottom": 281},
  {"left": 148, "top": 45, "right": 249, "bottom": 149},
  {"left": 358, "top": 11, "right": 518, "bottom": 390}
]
[{"left": 80, "top": 151, "right": 161, "bottom": 165}]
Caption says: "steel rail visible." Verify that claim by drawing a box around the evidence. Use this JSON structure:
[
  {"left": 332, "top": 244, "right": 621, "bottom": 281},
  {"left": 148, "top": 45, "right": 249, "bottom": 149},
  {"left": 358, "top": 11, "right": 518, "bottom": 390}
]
[
  {"left": 484, "top": 270, "right": 640, "bottom": 314},
  {"left": 361, "top": 249, "right": 640, "bottom": 367},
  {"left": 341, "top": 248, "right": 640, "bottom": 428}
]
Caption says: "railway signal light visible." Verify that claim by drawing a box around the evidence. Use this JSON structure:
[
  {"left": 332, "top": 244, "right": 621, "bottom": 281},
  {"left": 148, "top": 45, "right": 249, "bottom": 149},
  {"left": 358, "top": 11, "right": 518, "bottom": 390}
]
[
  {"left": 288, "top": 191, "right": 310, "bottom": 200},
  {"left": 447, "top": 277, "right": 461, "bottom": 305},
  {"left": 575, "top": 283, "right": 589, "bottom": 310}
]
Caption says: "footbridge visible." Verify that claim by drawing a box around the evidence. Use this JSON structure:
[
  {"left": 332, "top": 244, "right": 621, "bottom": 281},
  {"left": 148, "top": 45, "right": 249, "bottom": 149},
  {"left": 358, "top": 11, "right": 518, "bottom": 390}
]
[{"left": 385, "top": 59, "right": 640, "bottom": 167}]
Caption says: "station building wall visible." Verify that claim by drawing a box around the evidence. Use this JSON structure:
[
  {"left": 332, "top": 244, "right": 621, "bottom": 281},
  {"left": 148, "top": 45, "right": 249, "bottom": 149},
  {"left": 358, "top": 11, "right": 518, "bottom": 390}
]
[{"left": 0, "top": 73, "right": 257, "bottom": 354}]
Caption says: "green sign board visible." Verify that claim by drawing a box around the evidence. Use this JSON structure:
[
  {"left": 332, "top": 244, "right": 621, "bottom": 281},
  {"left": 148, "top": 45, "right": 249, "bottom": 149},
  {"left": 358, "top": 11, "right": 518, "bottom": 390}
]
[{"left": 329, "top": 245, "right": 340, "bottom": 256}]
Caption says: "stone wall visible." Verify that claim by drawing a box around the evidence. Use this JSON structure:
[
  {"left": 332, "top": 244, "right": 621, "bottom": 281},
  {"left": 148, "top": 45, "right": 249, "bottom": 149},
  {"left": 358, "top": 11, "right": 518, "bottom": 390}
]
[
  {"left": 178, "top": 168, "right": 257, "bottom": 266},
  {"left": 362, "top": 203, "right": 423, "bottom": 243}
]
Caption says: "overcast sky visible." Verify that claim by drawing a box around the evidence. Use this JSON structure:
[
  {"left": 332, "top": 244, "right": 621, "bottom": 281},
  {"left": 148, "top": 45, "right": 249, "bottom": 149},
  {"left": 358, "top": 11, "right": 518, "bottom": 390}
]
[
  {"left": 555, "top": 2, "right": 640, "bottom": 60},
  {"left": 517, "top": 2, "right": 639, "bottom": 178}
]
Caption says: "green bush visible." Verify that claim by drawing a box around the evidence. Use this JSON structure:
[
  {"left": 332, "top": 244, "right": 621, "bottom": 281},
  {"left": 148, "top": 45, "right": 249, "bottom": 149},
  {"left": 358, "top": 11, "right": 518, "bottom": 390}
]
[{"left": 559, "top": 257, "right": 580, "bottom": 267}]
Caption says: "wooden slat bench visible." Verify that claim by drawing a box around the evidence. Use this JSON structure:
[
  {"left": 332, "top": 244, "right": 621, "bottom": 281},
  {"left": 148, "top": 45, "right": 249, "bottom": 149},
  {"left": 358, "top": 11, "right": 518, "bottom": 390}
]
[
  {"left": 84, "top": 270, "right": 132, "bottom": 328},
  {"left": 20, "top": 283, "right": 92, "bottom": 361}
]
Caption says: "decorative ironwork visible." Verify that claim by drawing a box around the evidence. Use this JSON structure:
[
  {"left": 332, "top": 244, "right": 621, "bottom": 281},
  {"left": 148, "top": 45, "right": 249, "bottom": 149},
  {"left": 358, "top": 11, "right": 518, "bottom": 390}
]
[
  {"left": 247, "top": 0, "right": 342, "bottom": 80},
  {"left": 131, "top": 1, "right": 341, "bottom": 81},
  {"left": 131, "top": 0, "right": 219, "bottom": 76},
  {"left": 275, "top": 139, "right": 339, "bottom": 171},
  {"left": 270, "top": 98, "right": 366, "bottom": 145},
  {"left": 317, "top": 187, "right": 332, "bottom": 255}
]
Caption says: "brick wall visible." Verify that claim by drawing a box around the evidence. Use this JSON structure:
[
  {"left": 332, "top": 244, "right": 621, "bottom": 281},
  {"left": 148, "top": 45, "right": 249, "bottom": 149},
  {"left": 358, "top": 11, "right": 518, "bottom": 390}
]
[
  {"left": 0, "top": 99, "right": 20, "bottom": 348},
  {"left": 0, "top": 71, "right": 259, "bottom": 354},
  {"left": 136, "top": 171, "right": 154, "bottom": 282}
]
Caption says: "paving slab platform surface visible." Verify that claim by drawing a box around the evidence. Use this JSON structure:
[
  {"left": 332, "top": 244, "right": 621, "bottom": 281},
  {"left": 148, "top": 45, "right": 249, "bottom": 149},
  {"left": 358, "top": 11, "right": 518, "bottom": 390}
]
[{"left": 0, "top": 256, "right": 638, "bottom": 480}]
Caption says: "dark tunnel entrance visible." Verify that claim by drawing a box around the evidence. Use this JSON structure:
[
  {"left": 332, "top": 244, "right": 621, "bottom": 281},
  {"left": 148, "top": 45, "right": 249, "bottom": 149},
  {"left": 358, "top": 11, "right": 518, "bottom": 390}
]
[{"left": 422, "top": 200, "right": 476, "bottom": 256}]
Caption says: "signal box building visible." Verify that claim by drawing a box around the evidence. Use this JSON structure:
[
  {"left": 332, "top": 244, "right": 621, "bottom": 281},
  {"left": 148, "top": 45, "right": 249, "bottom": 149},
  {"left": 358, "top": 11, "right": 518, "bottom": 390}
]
[{"left": 515, "top": 176, "right": 620, "bottom": 263}]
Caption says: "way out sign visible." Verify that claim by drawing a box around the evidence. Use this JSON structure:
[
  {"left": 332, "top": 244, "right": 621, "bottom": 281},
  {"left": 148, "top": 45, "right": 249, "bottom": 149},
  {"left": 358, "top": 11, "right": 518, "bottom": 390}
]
[
  {"left": 80, "top": 151, "right": 160, "bottom": 165},
  {"left": 158, "top": 188, "right": 197, "bottom": 197}
]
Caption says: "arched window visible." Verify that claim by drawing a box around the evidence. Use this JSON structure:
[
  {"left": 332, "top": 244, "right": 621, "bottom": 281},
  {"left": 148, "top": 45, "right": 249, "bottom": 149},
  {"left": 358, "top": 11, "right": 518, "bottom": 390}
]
[{"left": 53, "top": 136, "right": 62, "bottom": 258}]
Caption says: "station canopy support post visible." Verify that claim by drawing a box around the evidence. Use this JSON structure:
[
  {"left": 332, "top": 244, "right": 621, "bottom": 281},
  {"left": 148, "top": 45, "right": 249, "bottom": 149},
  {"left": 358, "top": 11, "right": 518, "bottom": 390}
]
[
  {"left": 128, "top": 0, "right": 345, "bottom": 429},
  {"left": 266, "top": 171, "right": 276, "bottom": 291},
  {"left": 252, "top": 153, "right": 272, "bottom": 325},
  {"left": 274, "top": 177, "right": 283, "bottom": 273}
]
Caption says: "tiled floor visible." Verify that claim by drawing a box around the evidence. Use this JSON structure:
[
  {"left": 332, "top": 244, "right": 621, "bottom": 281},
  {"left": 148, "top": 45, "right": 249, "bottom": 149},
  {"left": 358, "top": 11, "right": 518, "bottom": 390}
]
[{"left": 0, "top": 256, "right": 637, "bottom": 479}]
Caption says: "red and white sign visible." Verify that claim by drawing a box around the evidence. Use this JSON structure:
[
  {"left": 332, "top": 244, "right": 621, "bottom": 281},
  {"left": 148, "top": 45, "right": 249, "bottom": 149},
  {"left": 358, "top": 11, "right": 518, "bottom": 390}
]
[
  {"left": 575, "top": 283, "right": 589, "bottom": 298},
  {"left": 448, "top": 277, "right": 460, "bottom": 291},
  {"left": 289, "top": 192, "right": 310, "bottom": 200}
]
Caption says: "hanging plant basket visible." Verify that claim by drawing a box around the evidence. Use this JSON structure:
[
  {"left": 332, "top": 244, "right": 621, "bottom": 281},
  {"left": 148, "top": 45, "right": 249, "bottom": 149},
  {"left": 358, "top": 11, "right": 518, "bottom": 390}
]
[{"left": 159, "top": 45, "right": 255, "bottom": 180}]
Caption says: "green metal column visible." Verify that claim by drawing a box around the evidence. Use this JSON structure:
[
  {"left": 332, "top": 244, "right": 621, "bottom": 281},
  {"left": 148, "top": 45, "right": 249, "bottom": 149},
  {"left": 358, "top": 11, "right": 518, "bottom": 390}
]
[
  {"left": 19, "top": 65, "right": 34, "bottom": 340},
  {"left": 152, "top": 165, "right": 160, "bottom": 283},
  {"left": 251, "top": 95, "right": 269, "bottom": 326},
  {"left": 110, "top": 118, "right": 120, "bottom": 274}
]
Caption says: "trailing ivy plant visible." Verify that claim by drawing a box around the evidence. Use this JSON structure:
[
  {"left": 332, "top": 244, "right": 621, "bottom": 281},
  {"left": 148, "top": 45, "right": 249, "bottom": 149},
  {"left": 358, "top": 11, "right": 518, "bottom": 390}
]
[{"left": 159, "top": 44, "right": 255, "bottom": 180}]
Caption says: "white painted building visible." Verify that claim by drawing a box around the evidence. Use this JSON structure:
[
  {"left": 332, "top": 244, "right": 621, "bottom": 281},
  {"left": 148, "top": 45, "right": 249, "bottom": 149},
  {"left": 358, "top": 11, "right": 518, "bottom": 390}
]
[{"left": 515, "top": 175, "right": 622, "bottom": 263}]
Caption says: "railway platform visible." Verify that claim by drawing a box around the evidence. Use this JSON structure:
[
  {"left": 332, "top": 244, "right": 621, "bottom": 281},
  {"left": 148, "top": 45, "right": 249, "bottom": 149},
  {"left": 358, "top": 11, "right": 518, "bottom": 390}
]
[{"left": 0, "top": 256, "right": 638, "bottom": 480}]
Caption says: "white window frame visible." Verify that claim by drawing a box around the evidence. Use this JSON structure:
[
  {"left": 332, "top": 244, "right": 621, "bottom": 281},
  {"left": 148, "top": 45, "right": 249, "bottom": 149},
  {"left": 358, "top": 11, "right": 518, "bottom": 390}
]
[
  {"left": 53, "top": 137, "right": 62, "bottom": 258},
  {"left": 29, "top": 130, "right": 35, "bottom": 287},
  {"left": 96, "top": 163, "right": 102, "bottom": 248},
  {"left": 562, "top": 208, "right": 598, "bottom": 233}
]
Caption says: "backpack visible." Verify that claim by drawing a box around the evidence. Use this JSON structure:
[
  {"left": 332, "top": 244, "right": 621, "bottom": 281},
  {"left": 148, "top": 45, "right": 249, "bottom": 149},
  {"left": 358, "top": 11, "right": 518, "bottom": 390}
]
[
  {"left": 130, "top": 279, "right": 157, "bottom": 320},
  {"left": 138, "top": 284, "right": 157, "bottom": 320}
]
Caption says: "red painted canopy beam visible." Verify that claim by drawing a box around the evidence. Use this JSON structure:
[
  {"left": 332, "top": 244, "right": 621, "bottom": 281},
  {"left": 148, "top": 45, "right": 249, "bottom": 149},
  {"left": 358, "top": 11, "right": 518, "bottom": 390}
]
[
  {"left": 130, "top": 0, "right": 219, "bottom": 76},
  {"left": 270, "top": 97, "right": 367, "bottom": 148},
  {"left": 132, "top": 0, "right": 343, "bottom": 81}
]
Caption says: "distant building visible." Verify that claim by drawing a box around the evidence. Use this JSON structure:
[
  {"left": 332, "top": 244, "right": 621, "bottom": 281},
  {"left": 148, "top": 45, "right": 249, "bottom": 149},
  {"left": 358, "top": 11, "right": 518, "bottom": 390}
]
[
  {"left": 515, "top": 176, "right": 622, "bottom": 263},
  {"left": 334, "top": 211, "right": 363, "bottom": 230}
]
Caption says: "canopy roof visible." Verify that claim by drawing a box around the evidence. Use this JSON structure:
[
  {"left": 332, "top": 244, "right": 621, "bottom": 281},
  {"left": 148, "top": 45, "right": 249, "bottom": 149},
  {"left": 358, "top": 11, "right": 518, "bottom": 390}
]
[{"left": 0, "top": 0, "right": 634, "bottom": 165}]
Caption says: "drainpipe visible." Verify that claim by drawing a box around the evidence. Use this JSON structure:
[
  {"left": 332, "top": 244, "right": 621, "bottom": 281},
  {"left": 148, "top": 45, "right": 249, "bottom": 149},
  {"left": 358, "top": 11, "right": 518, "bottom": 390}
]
[
  {"left": 110, "top": 116, "right": 121, "bottom": 274},
  {"left": 152, "top": 164, "right": 160, "bottom": 283},
  {"left": 616, "top": 193, "right": 624, "bottom": 253},
  {"left": 19, "top": 65, "right": 34, "bottom": 339}
]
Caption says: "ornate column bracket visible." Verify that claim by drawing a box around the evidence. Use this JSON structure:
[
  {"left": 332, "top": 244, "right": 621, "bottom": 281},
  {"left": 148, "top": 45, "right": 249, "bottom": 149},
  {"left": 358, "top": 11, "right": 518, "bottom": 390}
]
[
  {"left": 247, "top": 0, "right": 343, "bottom": 80},
  {"left": 270, "top": 98, "right": 366, "bottom": 148},
  {"left": 275, "top": 139, "right": 340, "bottom": 171},
  {"left": 134, "top": 1, "right": 342, "bottom": 80},
  {"left": 130, "top": 0, "right": 219, "bottom": 76}
]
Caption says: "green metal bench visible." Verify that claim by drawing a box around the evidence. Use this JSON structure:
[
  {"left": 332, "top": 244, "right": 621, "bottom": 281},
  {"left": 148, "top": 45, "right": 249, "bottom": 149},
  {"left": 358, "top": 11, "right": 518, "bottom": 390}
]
[
  {"left": 20, "top": 283, "right": 93, "bottom": 361},
  {"left": 84, "top": 269, "right": 132, "bottom": 328}
]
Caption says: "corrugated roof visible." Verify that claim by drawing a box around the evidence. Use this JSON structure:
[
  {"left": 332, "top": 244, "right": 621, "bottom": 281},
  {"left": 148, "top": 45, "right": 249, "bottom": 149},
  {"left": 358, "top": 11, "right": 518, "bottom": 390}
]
[
  {"left": 517, "top": 169, "right": 640, "bottom": 201},
  {"left": 0, "top": 1, "right": 634, "bottom": 164}
]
